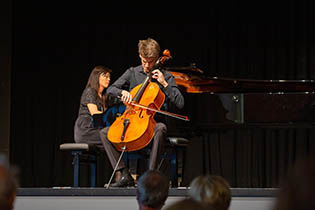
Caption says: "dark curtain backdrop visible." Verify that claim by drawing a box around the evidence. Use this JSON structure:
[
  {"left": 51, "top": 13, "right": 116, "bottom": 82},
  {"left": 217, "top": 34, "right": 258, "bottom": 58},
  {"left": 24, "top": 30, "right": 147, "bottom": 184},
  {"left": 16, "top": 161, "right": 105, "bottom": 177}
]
[{"left": 10, "top": 1, "right": 315, "bottom": 187}]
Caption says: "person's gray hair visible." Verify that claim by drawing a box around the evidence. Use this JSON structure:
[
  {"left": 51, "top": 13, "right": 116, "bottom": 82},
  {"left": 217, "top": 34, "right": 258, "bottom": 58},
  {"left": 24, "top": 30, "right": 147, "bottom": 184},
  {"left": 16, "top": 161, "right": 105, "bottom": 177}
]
[{"left": 188, "top": 175, "right": 231, "bottom": 210}]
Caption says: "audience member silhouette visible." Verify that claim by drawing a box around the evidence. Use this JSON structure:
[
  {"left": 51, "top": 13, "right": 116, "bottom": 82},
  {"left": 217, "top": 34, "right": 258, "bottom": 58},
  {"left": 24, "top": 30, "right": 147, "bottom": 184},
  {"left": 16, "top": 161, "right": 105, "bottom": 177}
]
[
  {"left": 0, "top": 153, "right": 19, "bottom": 210},
  {"left": 136, "top": 170, "right": 169, "bottom": 210},
  {"left": 188, "top": 174, "right": 231, "bottom": 210},
  {"left": 164, "top": 198, "right": 206, "bottom": 210},
  {"left": 272, "top": 155, "right": 315, "bottom": 210}
]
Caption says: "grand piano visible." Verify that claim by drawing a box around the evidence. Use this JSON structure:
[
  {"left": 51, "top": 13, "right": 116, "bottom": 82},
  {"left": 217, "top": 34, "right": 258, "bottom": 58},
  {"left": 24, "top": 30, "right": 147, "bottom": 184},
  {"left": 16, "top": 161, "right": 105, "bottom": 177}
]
[
  {"left": 166, "top": 65, "right": 315, "bottom": 127},
  {"left": 161, "top": 65, "right": 315, "bottom": 188}
]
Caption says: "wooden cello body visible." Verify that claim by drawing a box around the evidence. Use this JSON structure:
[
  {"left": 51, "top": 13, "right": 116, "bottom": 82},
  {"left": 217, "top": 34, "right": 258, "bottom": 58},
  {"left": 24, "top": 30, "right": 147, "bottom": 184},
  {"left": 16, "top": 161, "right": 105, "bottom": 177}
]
[{"left": 107, "top": 81, "right": 165, "bottom": 151}]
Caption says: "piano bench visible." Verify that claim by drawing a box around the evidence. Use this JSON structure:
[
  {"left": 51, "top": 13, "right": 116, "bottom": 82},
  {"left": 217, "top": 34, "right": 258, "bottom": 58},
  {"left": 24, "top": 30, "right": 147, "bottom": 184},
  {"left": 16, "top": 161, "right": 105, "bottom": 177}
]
[{"left": 59, "top": 143, "right": 100, "bottom": 187}]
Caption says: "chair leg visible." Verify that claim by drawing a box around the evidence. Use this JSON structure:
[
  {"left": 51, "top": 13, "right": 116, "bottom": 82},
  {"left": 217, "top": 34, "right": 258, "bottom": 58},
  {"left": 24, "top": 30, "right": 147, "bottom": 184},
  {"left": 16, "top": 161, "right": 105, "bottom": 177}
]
[
  {"left": 123, "top": 152, "right": 128, "bottom": 167},
  {"left": 72, "top": 151, "right": 81, "bottom": 188},
  {"left": 170, "top": 153, "right": 178, "bottom": 187},
  {"left": 90, "top": 155, "right": 96, "bottom": 187},
  {"left": 180, "top": 148, "right": 186, "bottom": 186}
]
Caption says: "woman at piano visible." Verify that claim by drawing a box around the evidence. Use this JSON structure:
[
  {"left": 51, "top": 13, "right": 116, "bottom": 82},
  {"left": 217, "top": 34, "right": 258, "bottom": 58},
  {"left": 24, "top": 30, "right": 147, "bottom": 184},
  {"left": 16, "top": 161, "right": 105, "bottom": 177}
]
[{"left": 73, "top": 65, "right": 112, "bottom": 152}]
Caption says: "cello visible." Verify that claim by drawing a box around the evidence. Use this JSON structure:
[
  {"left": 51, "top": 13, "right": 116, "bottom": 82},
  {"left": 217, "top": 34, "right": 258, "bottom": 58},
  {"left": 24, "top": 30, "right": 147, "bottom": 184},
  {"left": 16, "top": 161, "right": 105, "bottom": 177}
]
[{"left": 107, "top": 49, "right": 189, "bottom": 152}]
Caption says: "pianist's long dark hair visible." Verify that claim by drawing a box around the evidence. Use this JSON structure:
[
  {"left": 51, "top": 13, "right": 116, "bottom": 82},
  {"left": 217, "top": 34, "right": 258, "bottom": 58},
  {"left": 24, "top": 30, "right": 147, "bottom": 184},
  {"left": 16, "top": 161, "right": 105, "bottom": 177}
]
[{"left": 85, "top": 65, "right": 112, "bottom": 109}]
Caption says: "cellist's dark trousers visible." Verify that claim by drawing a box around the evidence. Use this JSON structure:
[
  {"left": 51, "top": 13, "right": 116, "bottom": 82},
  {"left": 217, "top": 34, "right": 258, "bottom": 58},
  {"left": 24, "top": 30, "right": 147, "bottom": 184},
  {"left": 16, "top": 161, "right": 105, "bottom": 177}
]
[{"left": 99, "top": 122, "right": 167, "bottom": 171}]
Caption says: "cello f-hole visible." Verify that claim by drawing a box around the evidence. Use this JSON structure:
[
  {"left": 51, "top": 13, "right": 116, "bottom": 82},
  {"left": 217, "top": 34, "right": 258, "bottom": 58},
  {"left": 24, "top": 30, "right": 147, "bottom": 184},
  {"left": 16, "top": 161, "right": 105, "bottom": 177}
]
[{"left": 139, "top": 109, "right": 144, "bottom": 118}]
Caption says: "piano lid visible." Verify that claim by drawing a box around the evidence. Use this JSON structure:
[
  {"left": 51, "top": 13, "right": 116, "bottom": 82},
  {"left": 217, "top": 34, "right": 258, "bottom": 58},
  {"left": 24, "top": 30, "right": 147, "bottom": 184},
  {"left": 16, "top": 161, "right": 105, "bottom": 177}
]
[{"left": 167, "top": 66, "right": 315, "bottom": 93}]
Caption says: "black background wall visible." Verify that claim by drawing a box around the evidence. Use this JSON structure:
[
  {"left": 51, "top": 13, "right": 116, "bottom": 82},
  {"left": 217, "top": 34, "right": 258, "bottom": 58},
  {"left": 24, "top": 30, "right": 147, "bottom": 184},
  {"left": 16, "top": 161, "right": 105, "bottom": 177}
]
[{"left": 9, "top": 1, "right": 315, "bottom": 187}]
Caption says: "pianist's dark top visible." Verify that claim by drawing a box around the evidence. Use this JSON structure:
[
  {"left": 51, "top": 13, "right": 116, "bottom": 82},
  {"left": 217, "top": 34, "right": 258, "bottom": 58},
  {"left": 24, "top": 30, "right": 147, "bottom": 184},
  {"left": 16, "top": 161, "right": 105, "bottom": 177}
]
[{"left": 74, "top": 87, "right": 105, "bottom": 149}]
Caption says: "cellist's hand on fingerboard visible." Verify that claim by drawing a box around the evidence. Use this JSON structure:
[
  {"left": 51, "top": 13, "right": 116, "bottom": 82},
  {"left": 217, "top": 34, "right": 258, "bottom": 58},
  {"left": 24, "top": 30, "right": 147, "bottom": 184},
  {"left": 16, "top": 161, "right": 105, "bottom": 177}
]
[{"left": 152, "top": 69, "right": 168, "bottom": 87}]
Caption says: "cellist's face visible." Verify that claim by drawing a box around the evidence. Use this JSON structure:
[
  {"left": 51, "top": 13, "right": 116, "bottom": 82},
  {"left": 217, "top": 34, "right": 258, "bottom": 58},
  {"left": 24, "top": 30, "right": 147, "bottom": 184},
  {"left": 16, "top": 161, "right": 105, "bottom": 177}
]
[{"left": 139, "top": 55, "right": 158, "bottom": 74}]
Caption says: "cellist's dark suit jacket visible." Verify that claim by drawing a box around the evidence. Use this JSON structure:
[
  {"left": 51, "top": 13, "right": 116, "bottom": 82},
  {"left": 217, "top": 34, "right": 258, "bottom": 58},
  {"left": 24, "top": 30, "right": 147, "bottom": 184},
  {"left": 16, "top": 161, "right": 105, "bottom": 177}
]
[{"left": 99, "top": 65, "right": 184, "bottom": 171}]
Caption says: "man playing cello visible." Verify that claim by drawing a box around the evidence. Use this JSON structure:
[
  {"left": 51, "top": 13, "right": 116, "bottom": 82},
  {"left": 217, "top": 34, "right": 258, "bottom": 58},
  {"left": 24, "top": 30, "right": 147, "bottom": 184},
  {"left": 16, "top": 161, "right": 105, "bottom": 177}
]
[{"left": 99, "top": 37, "right": 184, "bottom": 188}]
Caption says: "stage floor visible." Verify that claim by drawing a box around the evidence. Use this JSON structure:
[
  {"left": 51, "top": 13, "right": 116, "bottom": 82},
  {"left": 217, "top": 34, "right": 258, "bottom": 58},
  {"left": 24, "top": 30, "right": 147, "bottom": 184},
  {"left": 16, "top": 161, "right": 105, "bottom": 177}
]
[
  {"left": 17, "top": 187, "right": 278, "bottom": 197},
  {"left": 15, "top": 187, "right": 278, "bottom": 210}
]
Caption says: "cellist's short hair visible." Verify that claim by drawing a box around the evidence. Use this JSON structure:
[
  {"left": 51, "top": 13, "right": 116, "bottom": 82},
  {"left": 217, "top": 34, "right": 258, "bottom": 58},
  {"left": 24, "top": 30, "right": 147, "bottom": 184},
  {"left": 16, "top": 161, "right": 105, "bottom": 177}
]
[
  {"left": 188, "top": 175, "right": 231, "bottom": 210},
  {"left": 136, "top": 169, "right": 169, "bottom": 209},
  {"left": 138, "top": 37, "right": 160, "bottom": 58}
]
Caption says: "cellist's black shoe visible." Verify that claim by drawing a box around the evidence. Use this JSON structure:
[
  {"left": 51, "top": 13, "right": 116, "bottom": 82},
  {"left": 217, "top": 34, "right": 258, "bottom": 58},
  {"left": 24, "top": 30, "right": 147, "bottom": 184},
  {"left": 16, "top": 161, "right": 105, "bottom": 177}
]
[
  {"left": 105, "top": 168, "right": 135, "bottom": 188},
  {"left": 108, "top": 173, "right": 135, "bottom": 188}
]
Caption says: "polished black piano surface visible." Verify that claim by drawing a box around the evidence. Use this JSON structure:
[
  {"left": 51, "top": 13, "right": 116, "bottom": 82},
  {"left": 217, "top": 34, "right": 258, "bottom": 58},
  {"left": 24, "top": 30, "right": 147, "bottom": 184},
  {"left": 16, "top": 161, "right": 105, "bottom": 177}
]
[{"left": 166, "top": 66, "right": 315, "bottom": 129}]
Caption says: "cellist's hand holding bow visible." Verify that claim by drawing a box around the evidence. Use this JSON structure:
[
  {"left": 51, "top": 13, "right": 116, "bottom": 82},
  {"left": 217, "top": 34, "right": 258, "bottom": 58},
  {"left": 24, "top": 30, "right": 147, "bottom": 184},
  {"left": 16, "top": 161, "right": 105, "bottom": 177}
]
[
  {"left": 152, "top": 69, "right": 168, "bottom": 88},
  {"left": 120, "top": 90, "right": 133, "bottom": 105}
]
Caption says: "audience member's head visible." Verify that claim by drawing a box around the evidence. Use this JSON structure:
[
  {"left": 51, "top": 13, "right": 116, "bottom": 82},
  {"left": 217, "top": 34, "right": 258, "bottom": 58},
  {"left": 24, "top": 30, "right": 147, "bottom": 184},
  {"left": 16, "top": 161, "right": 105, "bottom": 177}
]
[
  {"left": 188, "top": 174, "right": 231, "bottom": 210},
  {"left": 273, "top": 155, "right": 315, "bottom": 210},
  {"left": 0, "top": 153, "right": 19, "bottom": 210},
  {"left": 164, "top": 198, "right": 206, "bottom": 210},
  {"left": 136, "top": 169, "right": 169, "bottom": 210}
]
